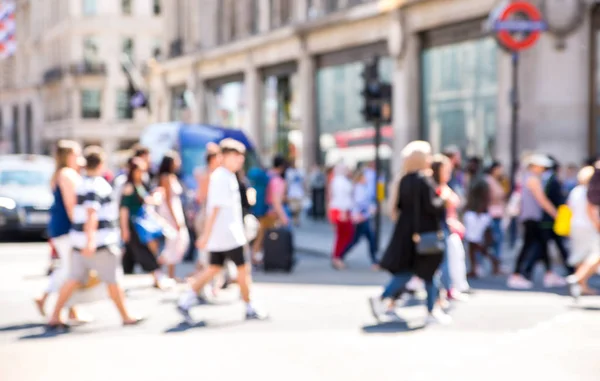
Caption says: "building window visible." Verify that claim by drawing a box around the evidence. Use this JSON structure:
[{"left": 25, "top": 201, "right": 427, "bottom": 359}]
[
  {"left": 270, "top": 0, "right": 293, "bottom": 28},
  {"left": 83, "top": 36, "right": 99, "bottom": 64},
  {"left": 170, "top": 85, "right": 187, "bottom": 122},
  {"left": 153, "top": 0, "right": 161, "bottom": 15},
  {"left": 316, "top": 56, "right": 393, "bottom": 169},
  {"left": 82, "top": 0, "right": 96, "bottom": 16},
  {"left": 116, "top": 90, "right": 133, "bottom": 120},
  {"left": 122, "top": 38, "right": 134, "bottom": 63},
  {"left": 122, "top": 0, "right": 132, "bottom": 15},
  {"left": 152, "top": 39, "right": 162, "bottom": 59},
  {"left": 250, "top": 0, "right": 260, "bottom": 34},
  {"left": 12, "top": 105, "right": 20, "bottom": 154},
  {"left": 262, "top": 74, "right": 301, "bottom": 164},
  {"left": 25, "top": 104, "right": 33, "bottom": 154},
  {"left": 205, "top": 81, "right": 245, "bottom": 128},
  {"left": 591, "top": 7, "right": 600, "bottom": 155},
  {"left": 324, "top": 0, "right": 339, "bottom": 13},
  {"left": 421, "top": 37, "right": 498, "bottom": 159},
  {"left": 81, "top": 89, "right": 102, "bottom": 119}
]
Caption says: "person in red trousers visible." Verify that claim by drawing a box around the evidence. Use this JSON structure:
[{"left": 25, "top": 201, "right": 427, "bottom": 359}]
[{"left": 328, "top": 163, "right": 354, "bottom": 270}]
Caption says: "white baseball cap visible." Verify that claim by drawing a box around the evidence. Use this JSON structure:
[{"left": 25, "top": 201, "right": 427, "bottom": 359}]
[{"left": 527, "top": 154, "right": 553, "bottom": 168}]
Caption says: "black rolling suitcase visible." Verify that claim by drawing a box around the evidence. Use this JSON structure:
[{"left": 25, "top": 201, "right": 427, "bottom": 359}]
[{"left": 263, "top": 227, "right": 295, "bottom": 273}]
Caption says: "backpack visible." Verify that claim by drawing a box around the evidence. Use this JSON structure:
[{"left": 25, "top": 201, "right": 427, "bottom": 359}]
[
  {"left": 587, "top": 167, "right": 600, "bottom": 206},
  {"left": 247, "top": 167, "right": 271, "bottom": 217}
]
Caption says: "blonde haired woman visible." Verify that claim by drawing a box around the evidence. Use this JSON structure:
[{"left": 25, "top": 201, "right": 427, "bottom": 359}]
[
  {"left": 370, "top": 141, "right": 452, "bottom": 325},
  {"left": 566, "top": 166, "right": 600, "bottom": 297},
  {"left": 35, "top": 140, "right": 91, "bottom": 322}
]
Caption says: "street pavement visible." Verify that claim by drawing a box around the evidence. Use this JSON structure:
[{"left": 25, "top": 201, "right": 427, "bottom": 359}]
[{"left": 1, "top": 238, "right": 600, "bottom": 381}]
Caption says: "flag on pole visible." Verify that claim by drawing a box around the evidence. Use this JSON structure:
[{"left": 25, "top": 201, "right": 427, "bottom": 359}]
[{"left": 0, "top": 1, "right": 16, "bottom": 60}]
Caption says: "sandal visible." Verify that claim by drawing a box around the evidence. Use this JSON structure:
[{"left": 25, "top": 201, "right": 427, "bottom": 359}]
[
  {"left": 123, "top": 317, "right": 146, "bottom": 326},
  {"left": 581, "top": 287, "right": 599, "bottom": 296},
  {"left": 46, "top": 322, "right": 70, "bottom": 332}
]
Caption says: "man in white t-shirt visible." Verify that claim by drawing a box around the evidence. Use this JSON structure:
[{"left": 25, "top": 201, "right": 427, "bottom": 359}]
[{"left": 177, "top": 139, "right": 267, "bottom": 323}]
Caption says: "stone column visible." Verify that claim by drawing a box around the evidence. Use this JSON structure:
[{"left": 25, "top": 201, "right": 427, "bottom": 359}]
[
  {"left": 245, "top": 60, "right": 263, "bottom": 153},
  {"left": 298, "top": 49, "right": 317, "bottom": 172},
  {"left": 259, "top": 0, "right": 271, "bottom": 32},
  {"left": 295, "top": 0, "right": 308, "bottom": 23},
  {"left": 390, "top": 31, "right": 420, "bottom": 175}
]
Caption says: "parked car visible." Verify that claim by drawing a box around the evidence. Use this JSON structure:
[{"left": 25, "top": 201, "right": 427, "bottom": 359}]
[{"left": 0, "top": 155, "right": 54, "bottom": 239}]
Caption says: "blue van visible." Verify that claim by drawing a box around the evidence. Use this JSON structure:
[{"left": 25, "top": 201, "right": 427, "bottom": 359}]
[
  {"left": 140, "top": 122, "right": 261, "bottom": 191},
  {"left": 140, "top": 122, "right": 262, "bottom": 261}
]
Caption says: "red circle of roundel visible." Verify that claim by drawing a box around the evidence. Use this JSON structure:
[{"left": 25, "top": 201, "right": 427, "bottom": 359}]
[{"left": 497, "top": 2, "right": 543, "bottom": 51}]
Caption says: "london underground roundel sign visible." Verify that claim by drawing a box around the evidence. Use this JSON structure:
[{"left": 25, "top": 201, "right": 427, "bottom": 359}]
[{"left": 493, "top": 1, "right": 547, "bottom": 51}]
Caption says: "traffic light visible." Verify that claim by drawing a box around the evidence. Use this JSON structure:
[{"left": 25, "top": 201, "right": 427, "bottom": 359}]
[{"left": 360, "top": 56, "right": 392, "bottom": 123}]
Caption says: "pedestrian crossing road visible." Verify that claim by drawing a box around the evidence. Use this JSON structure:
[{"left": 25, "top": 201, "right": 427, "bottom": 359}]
[{"left": 0, "top": 242, "right": 599, "bottom": 381}]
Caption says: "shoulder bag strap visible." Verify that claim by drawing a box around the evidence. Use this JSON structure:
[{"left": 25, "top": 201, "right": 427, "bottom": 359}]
[{"left": 413, "top": 174, "right": 421, "bottom": 242}]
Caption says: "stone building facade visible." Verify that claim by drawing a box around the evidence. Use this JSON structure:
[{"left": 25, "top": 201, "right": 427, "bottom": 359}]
[
  {"left": 0, "top": 0, "right": 164, "bottom": 161},
  {"left": 148, "top": 0, "right": 598, "bottom": 173}
]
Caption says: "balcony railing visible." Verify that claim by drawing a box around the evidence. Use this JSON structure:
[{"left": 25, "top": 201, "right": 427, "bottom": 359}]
[
  {"left": 69, "top": 61, "right": 107, "bottom": 76},
  {"left": 42, "top": 67, "right": 64, "bottom": 84}
]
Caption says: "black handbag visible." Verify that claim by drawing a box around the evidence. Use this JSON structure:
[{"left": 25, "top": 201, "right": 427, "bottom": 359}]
[{"left": 412, "top": 176, "right": 445, "bottom": 255}]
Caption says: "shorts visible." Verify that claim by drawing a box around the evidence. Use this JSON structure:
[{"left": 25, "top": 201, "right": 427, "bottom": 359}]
[
  {"left": 70, "top": 246, "right": 121, "bottom": 285},
  {"left": 209, "top": 246, "right": 245, "bottom": 267}
]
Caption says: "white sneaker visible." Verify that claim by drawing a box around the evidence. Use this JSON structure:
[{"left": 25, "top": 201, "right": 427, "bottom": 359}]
[
  {"left": 368, "top": 297, "right": 385, "bottom": 321},
  {"left": 544, "top": 273, "right": 567, "bottom": 288},
  {"left": 158, "top": 276, "right": 176, "bottom": 290},
  {"left": 448, "top": 289, "right": 470, "bottom": 302},
  {"left": 382, "top": 309, "right": 402, "bottom": 322},
  {"left": 507, "top": 274, "right": 533, "bottom": 289},
  {"left": 426, "top": 309, "right": 453, "bottom": 325},
  {"left": 566, "top": 275, "right": 582, "bottom": 301}
]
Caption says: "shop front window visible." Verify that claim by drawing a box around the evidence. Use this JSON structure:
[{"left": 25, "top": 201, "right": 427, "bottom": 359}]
[
  {"left": 593, "top": 10, "right": 600, "bottom": 155},
  {"left": 421, "top": 37, "right": 498, "bottom": 160},
  {"left": 205, "top": 81, "right": 246, "bottom": 129},
  {"left": 170, "top": 85, "right": 186, "bottom": 121},
  {"left": 316, "top": 57, "right": 393, "bottom": 172},
  {"left": 262, "top": 73, "right": 300, "bottom": 165}
]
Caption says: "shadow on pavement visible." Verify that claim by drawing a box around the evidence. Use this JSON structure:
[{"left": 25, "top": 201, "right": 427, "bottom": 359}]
[
  {"left": 362, "top": 321, "right": 425, "bottom": 334},
  {"left": 0, "top": 322, "right": 45, "bottom": 332},
  {"left": 570, "top": 305, "right": 600, "bottom": 312},
  {"left": 164, "top": 321, "right": 207, "bottom": 333},
  {"left": 19, "top": 326, "right": 88, "bottom": 340},
  {"left": 467, "top": 274, "right": 600, "bottom": 297}
]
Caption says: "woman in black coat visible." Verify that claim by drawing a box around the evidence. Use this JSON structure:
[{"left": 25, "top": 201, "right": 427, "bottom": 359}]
[{"left": 369, "top": 141, "right": 452, "bottom": 325}]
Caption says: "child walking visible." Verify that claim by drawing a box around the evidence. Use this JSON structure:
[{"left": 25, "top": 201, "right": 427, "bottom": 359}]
[{"left": 463, "top": 180, "right": 501, "bottom": 277}]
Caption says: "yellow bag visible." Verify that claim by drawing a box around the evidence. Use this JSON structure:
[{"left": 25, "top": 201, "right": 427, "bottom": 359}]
[{"left": 553, "top": 205, "right": 572, "bottom": 237}]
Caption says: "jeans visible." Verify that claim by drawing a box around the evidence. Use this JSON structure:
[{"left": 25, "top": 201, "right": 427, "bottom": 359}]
[
  {"left": 508, "top": 217, "right": 518, "bottom": 249},
  {"left": 490, "top": 218, "right": 503, "bottom": 259},
  {"left": 440, "top": 226, "right": 451, "bottom": 291},
  {"left": 341, "top": 220, "right": 377, "bottom": 264},
  {"left": 381, "top": 272, "right": 438, "bottom": 313}
]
